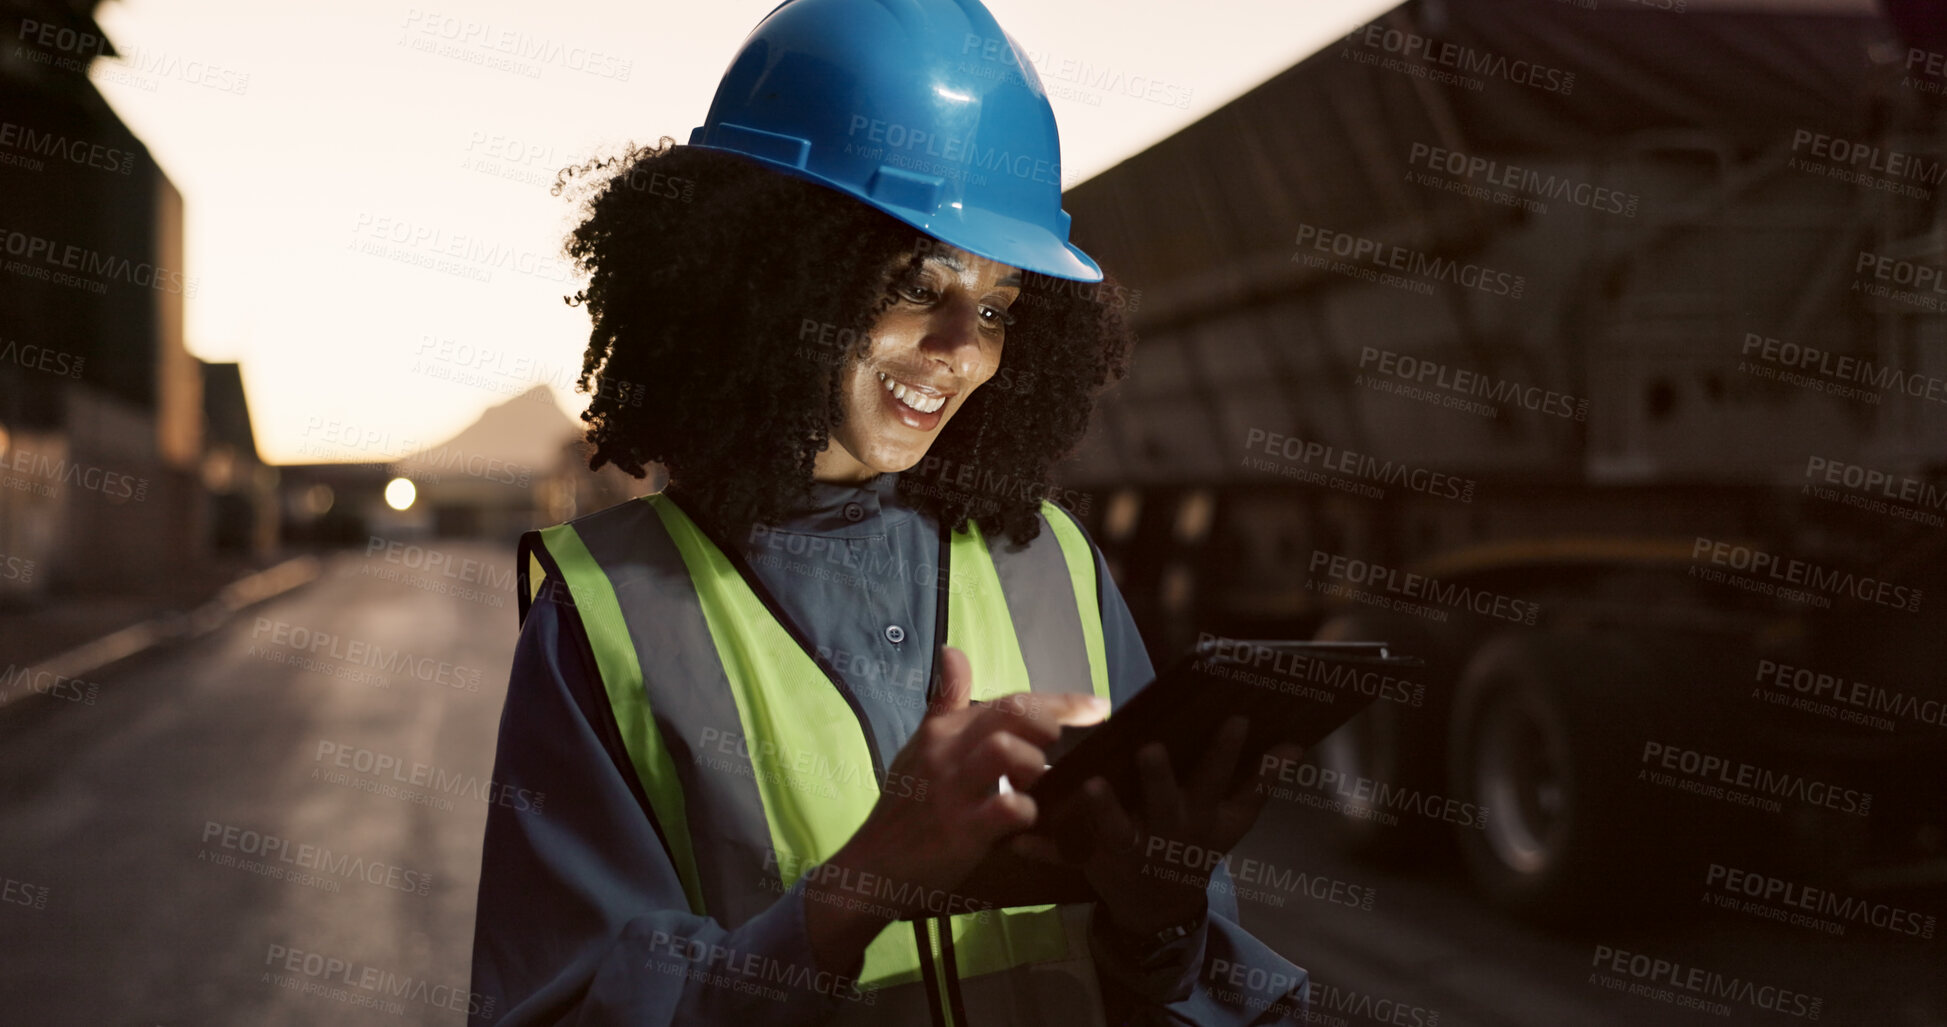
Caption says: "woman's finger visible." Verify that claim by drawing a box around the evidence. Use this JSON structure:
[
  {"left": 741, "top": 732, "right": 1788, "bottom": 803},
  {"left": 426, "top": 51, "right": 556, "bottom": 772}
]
[
  {"left": 1136, "top": 743, "right": 1185, "bottom": 835},
  {"left": 1084, "top": 777, "right": 1141, "bottom": 858},
  {"left": 1008, "top": 832, "right": 1066, "bottom": 865},
  {"left": 1187, "top": 715, "right": 1248, "bottom": 805}
]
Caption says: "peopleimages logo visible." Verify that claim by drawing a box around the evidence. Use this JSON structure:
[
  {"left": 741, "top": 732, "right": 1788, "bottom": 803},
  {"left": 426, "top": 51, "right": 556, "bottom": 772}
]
[
  {"left": 1589, "top": 945, "right": 1822, "bottom": 1020},
  {"left": 1294, "top": 224, "right": 1525, "bottom": 298},
  {"left": 0, "top": 448, "right": 148, "bottom": 501},
  {"left": 1, "top": 873, "right": 49, "bottom": 911},
  {"left": 0, "top": 120, "right": 134, "bottom": 175},
  {"left": 1907, "top": 46, "right": 1947, "bottom": 94},
  {"left": 202, "top": 822, "right": 434, "bottom": 895},
  {"left": 691, "top": 725, "right": 927, "bottom": 802},
  {"left": 1242, "top": 428, "right": 1476, "bottom": 503},
  {"left": 1342, "top": 23, "right": 1575, "bottom": 95},
  {"left": 399, "top": 8, "right": 632, "bottom": 81},
  {"left": 844, "top": 115, "right": 1060, "bottom": 186},
  {"left": 1789, "top": 129, "right": 1940, "bottom": 199},
  {"left": 1639, "top": 741, "right": 1872, "bottom": 816},
  {"left": 1858, "top": 250, "right": 1947, "bottom": 290},
  {"left": 1406, "top": 142, "right": 1638, "bottom": 217},
  {"left": 1704, "top": 863, "right": 1936, "bottom": 939},
  {"left": 312, "top": 740, "right": 543, "bottom": 814},
  {"left": 1258, "top": 752, "right": 1485, "bottom": 830},
  {"left": 1792, "top": 130, "right": 1946, "bottom": 182},
  {"left": 1691, "top": 537, "right": 1922, "bottom": 613},
  {"left": 14, "top": 18, "right": 111, "bottom": 60},
  {"left": 250, "top": 616, "right": 485, "bottom": 691},
  {"left": 767, "top": 852, "right": 978, "bottom": 925},
  {"left": 1199, "top": 633, "right": 1424, "bottom": 707},
  {"left": 1144, "top": 836, "right": 1376, "bottom": 912},
  {"left": 958, "top": 33, "right": 1194, "bottom": 111},
  {"left": 0, "top": 663, "right": 99, "bottom": 707},
  {"left": 348, "top": 212, "right": 575, "bottom": 285},
  {"left": 264, "top": 943, "right": 496, "bottom": 1019},
  {"left": 1802, "top": 455, "right": 1947, "bottom": 528},
  {"left": 0, "top": 554, "right": 32, "bottom": 584},
  {"left": 1307, "top": 981, "right": 1441, "bottom": 1027},
  {"left": 394, "top": 443, "right": 532, "bottom": 487},
  {"left": 0, "top": 337, "right": 85, "bottom": 378},
  {"left": 1804, "top": 456, "right": 1947, "bottom": 509},
  {"left": 1855, "top": 249, "right": 1947, "bottom": 311},
  {"left": 1754, "top": 658, "right": 1947, "bottom": 732},
  {"left": 1741, "top": 332, "right": 1947, "bottom": 404},
  {"left": 1357, "top": 347, "right": 1585, "bottom": 419},
  {"left": 647, "top": 925, "right": 875, "bottom": 1004},
  {"left": 1308, "top": 550, "right": 1542, "bottom": 626},
  {"left": 0, "top": 227, "right": 196, "bottom": 295}
]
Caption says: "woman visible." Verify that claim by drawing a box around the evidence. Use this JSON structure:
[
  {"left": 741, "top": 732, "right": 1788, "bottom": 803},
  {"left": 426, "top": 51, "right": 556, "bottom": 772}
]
[{"left": 468, "top": 0, "right": 1310, "bottom": 1023}]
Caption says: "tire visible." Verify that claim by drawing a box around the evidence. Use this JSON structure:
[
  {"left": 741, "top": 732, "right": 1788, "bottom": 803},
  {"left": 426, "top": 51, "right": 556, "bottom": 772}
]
[
  {"left": 1446, "top": 630, "right": 1670, "bottom": 923},
  {"left": 1309, "top": 612, "right": 1460, "bottom": 863}
]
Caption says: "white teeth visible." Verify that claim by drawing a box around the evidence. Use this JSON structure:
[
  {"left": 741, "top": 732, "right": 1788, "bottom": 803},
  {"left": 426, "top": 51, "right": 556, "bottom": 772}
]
[{"left": 877, "top": 372, "right": 945, "bottom": 413}]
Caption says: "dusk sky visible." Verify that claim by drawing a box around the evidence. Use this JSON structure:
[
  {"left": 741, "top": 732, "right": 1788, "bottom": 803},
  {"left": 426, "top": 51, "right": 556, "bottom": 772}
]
[{"left": 85, "top": 0, "right": 1396, "bottom": 464}]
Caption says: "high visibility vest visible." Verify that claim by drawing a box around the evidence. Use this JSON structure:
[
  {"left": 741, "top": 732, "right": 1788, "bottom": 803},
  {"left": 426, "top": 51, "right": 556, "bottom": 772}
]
[{"left": 518, "top": 490, "right": 1117, "bottom": 1026}]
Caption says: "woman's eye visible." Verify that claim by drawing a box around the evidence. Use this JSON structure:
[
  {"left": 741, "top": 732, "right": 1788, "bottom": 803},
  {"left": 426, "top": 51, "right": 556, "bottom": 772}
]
[
  {"left": 980, "top": 305, "right": 1017, "bottom": 327},
  {"left": 901, "top": 284, "right": 936, "bottom": 303}
]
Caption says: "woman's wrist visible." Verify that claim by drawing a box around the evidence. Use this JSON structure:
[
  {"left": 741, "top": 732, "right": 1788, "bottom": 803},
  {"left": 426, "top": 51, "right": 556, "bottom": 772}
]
[{"left": 800, "top": 845, "right": 902, "bottom": 973}]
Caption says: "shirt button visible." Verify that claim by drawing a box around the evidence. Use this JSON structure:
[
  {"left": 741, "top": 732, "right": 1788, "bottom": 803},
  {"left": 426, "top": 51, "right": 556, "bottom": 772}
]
[
  {"left": 883, "top": 624, "right": 906, "bottom": 645},
  {"left": 843, "top": 501, "right": 865, "bottom": 522}
]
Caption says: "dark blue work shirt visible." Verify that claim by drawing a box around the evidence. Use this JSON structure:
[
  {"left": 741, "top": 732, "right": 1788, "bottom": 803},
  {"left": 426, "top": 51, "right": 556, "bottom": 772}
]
[{"left": 468, "top": 473, "right": 1310, "bottom": 1025}]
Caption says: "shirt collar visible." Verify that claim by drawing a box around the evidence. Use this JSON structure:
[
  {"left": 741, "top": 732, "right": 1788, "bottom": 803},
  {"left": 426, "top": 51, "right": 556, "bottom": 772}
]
[{"left": 779, "top": 471, "right": 907, "bottom": 534}]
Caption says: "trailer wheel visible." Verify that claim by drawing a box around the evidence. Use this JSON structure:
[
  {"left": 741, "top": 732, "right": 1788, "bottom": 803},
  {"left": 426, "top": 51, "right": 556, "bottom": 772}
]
[
  {"left": 1447, "top": 631, "right": 1654, "bottom": 922},
  {"left": 1310, "top": 613, "right": 1457, "bottom": 862}
]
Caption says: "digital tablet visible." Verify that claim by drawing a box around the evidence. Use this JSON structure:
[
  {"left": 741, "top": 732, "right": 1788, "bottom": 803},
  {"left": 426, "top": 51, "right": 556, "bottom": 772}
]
[
  {"left": 1026, "top": 638, "right": 1421, "bottom": 838},
  {"left": 922, "top": 638, "right": 1424, "bottom": 915}
]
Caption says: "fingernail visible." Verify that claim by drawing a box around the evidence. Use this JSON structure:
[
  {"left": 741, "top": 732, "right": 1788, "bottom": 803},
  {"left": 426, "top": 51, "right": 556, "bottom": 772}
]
[{"left": 1089, "top": 696, "right": 1111, "bottom": 714}]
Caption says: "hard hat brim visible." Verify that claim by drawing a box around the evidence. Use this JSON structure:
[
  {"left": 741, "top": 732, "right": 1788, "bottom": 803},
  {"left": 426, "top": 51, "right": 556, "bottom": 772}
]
[{"left": 706, "top": 147, "right": 1106, "bottom": 284}]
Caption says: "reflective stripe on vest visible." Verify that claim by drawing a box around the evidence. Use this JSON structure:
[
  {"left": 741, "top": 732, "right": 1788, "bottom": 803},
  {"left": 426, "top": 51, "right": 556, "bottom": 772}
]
[{"left": 526, "top": 493, "right": 1113, "bottom": 1025}]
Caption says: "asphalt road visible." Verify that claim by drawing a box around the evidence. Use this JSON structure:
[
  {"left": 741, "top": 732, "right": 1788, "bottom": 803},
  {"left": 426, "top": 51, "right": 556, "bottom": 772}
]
[
  {"left": 1, "top": 538, "right": 1941, "bottom": 1025},
  {"left": 0, "top": 540, "right": 518, "bottom": 1026},
  {"left": 1231, "top": 778, "right": 1947, "bottom": 1026}
]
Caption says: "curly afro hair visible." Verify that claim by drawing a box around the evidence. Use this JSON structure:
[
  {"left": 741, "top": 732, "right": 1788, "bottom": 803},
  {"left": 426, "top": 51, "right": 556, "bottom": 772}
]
[{"left": 553, "top": 137, "right": 1135, "bottom": 546}]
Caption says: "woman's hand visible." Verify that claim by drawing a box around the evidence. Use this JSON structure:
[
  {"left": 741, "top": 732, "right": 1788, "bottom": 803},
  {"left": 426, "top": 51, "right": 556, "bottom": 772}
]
[
  {"left": 804, "top": 646, "right": 1107, "bottom": 966},
  {"left": 1011, "top": 716, "right": 1302, "bottom": 937}
]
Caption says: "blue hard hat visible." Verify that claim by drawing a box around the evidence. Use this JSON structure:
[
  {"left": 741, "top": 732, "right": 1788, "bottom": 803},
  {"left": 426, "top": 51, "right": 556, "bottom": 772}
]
[{"left": 689, "top": 0, "right": 1103, "bottom": 283}]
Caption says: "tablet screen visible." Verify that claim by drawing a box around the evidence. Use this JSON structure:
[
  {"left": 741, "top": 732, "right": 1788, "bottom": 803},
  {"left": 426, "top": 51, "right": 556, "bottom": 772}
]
[{"left": 1026, "top": 638, "right": 1423, "bottom": 831}]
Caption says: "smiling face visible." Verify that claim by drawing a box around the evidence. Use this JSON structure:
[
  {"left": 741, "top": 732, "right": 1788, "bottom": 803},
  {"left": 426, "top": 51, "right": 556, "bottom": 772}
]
[{"left": 813, "top": 242, "right": 1023, "bottom": 483}]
